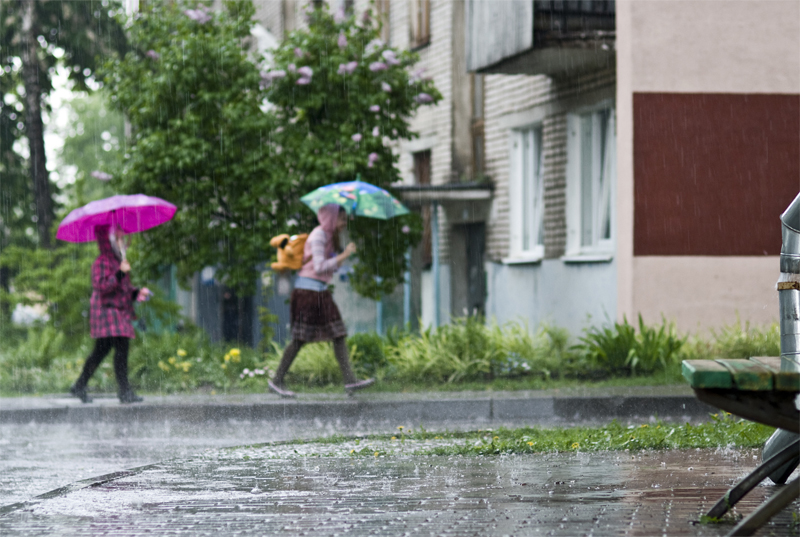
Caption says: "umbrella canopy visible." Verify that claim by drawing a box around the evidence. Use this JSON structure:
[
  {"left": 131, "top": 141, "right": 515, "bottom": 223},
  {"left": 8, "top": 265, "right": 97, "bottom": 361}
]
[
  {"left": 56, "top": 194, "right": 177, "bottom": 243},
  {"left": 301, "top": 180, "right": 409, "bottom": 220}
]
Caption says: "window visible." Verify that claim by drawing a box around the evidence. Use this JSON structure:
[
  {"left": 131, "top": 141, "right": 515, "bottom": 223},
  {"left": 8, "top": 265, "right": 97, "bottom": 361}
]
[
  {"left": 414, "top": 150, "right": 433, "bottom": 267},
  {"left": 409, "top": 0, "right": 430, "bottom": 48},
  {"left": 566, "top": 107, "right": 615, "bottom": 256},
  {"left": 509, "top": 126, "right": 545, "bottom": 260},
  {"left": 376, "top": 0, "right": 391, "bottom": 43}
]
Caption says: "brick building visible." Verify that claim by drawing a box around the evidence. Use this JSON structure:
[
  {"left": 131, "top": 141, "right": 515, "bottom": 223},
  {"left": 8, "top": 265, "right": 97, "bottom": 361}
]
[{"left": 160, "top": 0, "right": 799, "bottom": 343}]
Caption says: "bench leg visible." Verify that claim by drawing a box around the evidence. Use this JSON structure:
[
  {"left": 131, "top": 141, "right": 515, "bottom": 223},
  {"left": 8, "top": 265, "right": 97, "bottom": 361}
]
[
  {"left": 706, "top": 438, "right": 800, "bottom": 520},
  {"left": 728, "top": 476, "right": 800, "bottom": 536},
  {"left": 763, "top": 429, "right": 800, "bottom": 484}
]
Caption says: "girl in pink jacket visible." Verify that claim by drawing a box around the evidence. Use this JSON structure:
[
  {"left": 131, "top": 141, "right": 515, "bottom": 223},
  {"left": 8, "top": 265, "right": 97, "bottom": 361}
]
[{"left": 268, "top": 204, "right": 374, "bottom": 397}]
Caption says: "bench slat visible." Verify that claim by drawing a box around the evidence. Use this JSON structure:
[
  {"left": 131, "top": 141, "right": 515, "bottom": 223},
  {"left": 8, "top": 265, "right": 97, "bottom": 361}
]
[
  {"left": 682, "top": 360, "right": 733, "bottom": 389},
  {"left": 749, "top": 356, "right": 800, "bottom": 391},
  {"left": 716, "top": 359, "right": 773, "bottom": 391}
]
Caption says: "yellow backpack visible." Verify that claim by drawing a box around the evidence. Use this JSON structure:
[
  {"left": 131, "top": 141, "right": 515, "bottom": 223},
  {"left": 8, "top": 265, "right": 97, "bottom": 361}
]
[{"left": 269, "top": 233, "right": 308, "bottom": 272}]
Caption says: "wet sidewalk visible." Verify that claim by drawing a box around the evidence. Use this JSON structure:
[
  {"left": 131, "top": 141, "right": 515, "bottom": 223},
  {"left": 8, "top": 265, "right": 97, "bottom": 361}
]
[
  {"left": 2, "top": 436, "right": 798, "bottom": 536},
  {"left": 0, "top": 385, "right": 714, "bottom": 425}
]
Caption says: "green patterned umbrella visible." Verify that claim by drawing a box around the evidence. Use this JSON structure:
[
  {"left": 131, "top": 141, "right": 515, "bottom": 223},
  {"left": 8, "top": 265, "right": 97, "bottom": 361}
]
[{"left": 301, "top": 180, "right": 409, "bottom": 220}]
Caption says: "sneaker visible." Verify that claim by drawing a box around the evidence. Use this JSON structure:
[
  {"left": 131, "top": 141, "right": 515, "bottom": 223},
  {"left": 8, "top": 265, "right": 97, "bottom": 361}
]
[
  {"left": 345, "top": 378, "right": 375, "bottom": 394},
  {"left": 69, "top": 384, "right": 93, "bottom": 404},
  {"left": 268, "top": 380, "right": 296, "bottom": 399},
  {"left": 119, "top": 390, "right": 144, "bottom": 404}
]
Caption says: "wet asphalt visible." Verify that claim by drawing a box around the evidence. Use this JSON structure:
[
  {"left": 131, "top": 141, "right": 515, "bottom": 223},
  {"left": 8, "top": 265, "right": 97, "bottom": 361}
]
[{"left": 0, "top": 390, "right": 797, "bottom": 535}]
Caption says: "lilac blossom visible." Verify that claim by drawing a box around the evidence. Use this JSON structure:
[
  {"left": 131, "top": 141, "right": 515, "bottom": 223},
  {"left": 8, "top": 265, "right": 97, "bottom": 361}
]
[
  {"left": 184, "top": 8, "right": 211, "bottom": 24},
  {"left": 415, "top": 92, "right": 434, "bottom": 104},
  {"left": 294, "top": 47, "right": 304, "bottom": 58},
  {"left": 334, "top": 6, "right": 346, "bottom": 23},
  {"left": 260, "top": 69, "right": 286, "bottom": 89},
  {"left": 145, "top": 50, "right": 160, "bottom": 60},
  {"left": 382, "top": 49, "right": 400, "bottom": 65},
  {"left": 296, "top": 77, "right": 311, "bottom": 85},
  {"left": 372, "top": 126, "right": 380, "bottom": 137},
  {"left": 338, "top": 61, "right": 358, "bottom": 75},
  {"left": 367, "top": 152, "right": 379, "bottom": 168},
  {"left": 369, "top": 61, "right": 388, "bottom": 72},
  {"left": 297, "top": 66, "right": 313, "bottom": 78},
  {"left": 381, "top": 81, "right": 392, "bottom": 92},
  {"left": 364, "top": 39, "right": 383, "bottom": 56},
  {"left": 351, "top": 133, "right": 362, "bottom": 142},
  {"left": 288, "top": 63, "right": 296, "bottom": 73},
  {"left": 369, "top": 104, "right": 380, "bottom": 112},
  {"left": 338, "top": 32, "right": 348, "bottom": 49},
  {"left": 91, "top": 170, "right": 113, "bottom": 181},
  {"left": 401, "top": 225, "right": 410, "bottom": 234},
  {"left": 410, "top": 67, "right": 427, "bottom": 82}
]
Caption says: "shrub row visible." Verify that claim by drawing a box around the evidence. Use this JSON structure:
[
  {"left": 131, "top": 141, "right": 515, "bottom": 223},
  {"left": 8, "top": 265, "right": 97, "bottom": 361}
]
[{"left": 0, "top": 316, "right": 780, "bottom": 395}]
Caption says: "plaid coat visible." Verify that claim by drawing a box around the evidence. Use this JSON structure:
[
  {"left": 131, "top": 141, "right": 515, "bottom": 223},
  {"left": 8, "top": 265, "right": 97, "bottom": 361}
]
[{"left": 89, "top": 226, "right": 139, "bottom": 339}]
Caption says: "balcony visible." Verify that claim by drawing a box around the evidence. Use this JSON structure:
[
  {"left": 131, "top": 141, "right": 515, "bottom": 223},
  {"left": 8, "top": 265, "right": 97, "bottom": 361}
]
[{"left": 466, "top": 0, "right": 615, "bottom": 77}]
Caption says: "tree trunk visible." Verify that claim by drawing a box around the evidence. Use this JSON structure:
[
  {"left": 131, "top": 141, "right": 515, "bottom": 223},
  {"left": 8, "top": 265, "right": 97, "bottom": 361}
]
[{"left": 21, "top": 0, "right": 53, "bottom": 249}]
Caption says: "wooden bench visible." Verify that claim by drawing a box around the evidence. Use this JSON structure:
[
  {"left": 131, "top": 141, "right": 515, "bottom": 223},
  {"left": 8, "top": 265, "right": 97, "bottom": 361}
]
[{"left": 682, "top": 357, "right": 800, "bottom": 536}]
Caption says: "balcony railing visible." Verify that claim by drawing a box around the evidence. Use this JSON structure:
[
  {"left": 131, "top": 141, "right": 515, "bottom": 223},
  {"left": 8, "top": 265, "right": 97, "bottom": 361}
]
[{"left": 466, "top": 0, "right": 615, "bottom": 76}]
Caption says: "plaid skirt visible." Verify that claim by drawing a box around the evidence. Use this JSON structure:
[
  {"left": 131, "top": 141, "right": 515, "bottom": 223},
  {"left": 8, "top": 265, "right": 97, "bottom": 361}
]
[{"left": 290, "top": 289, "right": 347, "bottom": 342}]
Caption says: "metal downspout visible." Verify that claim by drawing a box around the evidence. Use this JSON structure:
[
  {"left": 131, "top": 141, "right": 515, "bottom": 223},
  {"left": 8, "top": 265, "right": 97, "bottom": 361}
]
[{"left": 763, "top": 192, "right": 800, "bottom": 484}]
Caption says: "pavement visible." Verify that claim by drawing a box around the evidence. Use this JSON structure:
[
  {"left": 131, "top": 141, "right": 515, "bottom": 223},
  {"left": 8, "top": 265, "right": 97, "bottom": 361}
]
[
  {"left": 0, "top": 384, "right": 715, "bottom": 425},
  {"left": 1, "top": 437, "right": 798, "bottom": 536},
  {"left": 3, "top": 387, "right": 798, "bottom": 536}
]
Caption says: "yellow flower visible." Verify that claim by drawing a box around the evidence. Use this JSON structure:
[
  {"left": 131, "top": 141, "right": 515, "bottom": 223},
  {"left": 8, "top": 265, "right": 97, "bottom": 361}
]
[
  {"left": 157, "top": 361, "right": 170, "bottom": 372},
  {"left": 224, "top": 354, "right": 231, "bottom": 362},
  {"left": 210, "top": 390, "right": 216, "bottom": 395},
  {"left": 221, "top": 364, "right": 227, "bottom": 370},
  {"left": 230, "top": 348, "right": 240, "bottom": 357},
  {"left": 527, "top": 442, "right": 534, "bottom": 446},
  {"left": 397, "top": 426, "right": 404, "bottom": 430},
  {"left": 177, "top": 349, "right": 187, "bottom": 357},
  {"left": 168, "top": 356, "right": 177, "bottom": 365},
  {"left": 493, "top": 436, "right": 499, "bottom": 441},
  {"left": 391, "top": 436, "right": 397, "bottom": 441},
  {"left": 571, "top": 442, "right": 580, "bottom": 449},
  {"left": 350, "top": 449, "right": 355, "bottom": 454},
  {"left": 180, "top": 361, "right": 191, "bottom": 373},
  {"left": 374, "top": 451, "right": 379, "bottom": 457},
  {"left": 640, "top": 424, "right": 648, "bottom": 428}
]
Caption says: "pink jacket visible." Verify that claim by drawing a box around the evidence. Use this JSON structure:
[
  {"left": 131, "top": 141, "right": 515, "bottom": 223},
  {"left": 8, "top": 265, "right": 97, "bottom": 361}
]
[{"left": 297, "top": 204, "right": 340, "bottom": 284}]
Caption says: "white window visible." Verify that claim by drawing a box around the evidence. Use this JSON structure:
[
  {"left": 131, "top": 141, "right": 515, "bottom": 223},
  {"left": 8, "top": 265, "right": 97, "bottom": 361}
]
[
  {"left": 509, "top": 126, "right": 545, "bottom": 260},
  {"left": 566, "top": 107, "right": 615, "bottom": 257}
]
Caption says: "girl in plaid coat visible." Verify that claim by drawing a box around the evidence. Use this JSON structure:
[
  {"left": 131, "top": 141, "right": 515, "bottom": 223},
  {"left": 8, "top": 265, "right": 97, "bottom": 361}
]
[{"left": 70, "top": 225, "right": 151, "bottom": 404}]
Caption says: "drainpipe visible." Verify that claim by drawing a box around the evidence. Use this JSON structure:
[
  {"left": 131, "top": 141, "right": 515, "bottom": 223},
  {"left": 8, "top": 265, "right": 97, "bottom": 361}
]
[
  {"left": 762, "top": 192, "right": 800, "bottom": 484},
  {"left": 403, "top": 250, "right": 411, "bottom": 328},
  {"left": 431, "top": 201, "right": 440, "bottom": 328}
]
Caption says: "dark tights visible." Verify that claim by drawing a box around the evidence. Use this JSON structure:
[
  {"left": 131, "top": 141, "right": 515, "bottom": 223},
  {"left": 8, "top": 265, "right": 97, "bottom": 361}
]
[
  {"left": 273, "top": 337, "right": 356, "bottom": 385},
  {"left": 74, "top": 337, "right": 131, "bottom": 393}
]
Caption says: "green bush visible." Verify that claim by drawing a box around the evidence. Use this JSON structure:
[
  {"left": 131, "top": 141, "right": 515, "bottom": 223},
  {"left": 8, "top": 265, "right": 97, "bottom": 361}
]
[
  {"left": 575, "top": 315, "right": 685, "bottom": 377},
  {"left": 347, "top": 332, "right": 387, "bottom": 377},
  {"left": 0, "top": 314, "right": 782, "bottom": 395}
]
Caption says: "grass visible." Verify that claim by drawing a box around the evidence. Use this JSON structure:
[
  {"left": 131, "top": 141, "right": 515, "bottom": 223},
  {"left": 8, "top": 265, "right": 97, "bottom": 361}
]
[{"left": 233, "top": 412, "right": 774, "bottom": 457}]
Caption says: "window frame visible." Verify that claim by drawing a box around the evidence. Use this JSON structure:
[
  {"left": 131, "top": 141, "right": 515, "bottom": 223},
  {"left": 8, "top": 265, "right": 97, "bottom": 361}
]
[
  {"left": 565, "top": 102, "right": 616, "bottom": 259},
  {"left": 409, "top": 0, "right": 430, "bottom": 49},
  {"left": 507, "top": 124, "right": 545, "bottom": 262}
]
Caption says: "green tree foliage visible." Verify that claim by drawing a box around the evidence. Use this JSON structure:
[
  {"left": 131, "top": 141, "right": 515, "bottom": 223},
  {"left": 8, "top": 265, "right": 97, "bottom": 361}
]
[
  {"left": 103, "top": 0, "right": 280, "bottom": 293},
  {"left": 105, "top": 0, "right": 439, "bottom": 299},
  {"left": 58, "top": 92, "right": 124, "bottom": 206},
  {"left": 0, "top": 0, "right": 127, "bottom": 247},
  {"left": 264, "top": 3, "right": 439, "bottom": 298}
]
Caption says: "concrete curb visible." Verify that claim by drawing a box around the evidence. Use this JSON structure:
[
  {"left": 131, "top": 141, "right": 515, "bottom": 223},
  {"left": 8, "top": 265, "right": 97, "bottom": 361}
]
[{"left": 0, "top": 395, "right": 716, "bottom": 424}]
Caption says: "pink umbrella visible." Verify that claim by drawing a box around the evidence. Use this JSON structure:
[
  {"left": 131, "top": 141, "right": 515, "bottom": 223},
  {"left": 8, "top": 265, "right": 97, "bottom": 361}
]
[{"left": 56, "top": 194, "right": 177, "bottom": 243}]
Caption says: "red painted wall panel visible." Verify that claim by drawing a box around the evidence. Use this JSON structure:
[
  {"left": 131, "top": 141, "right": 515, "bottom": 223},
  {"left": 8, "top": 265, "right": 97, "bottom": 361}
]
[{"left": 633, "top": 93, "right": 800, "bottom": 256}]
